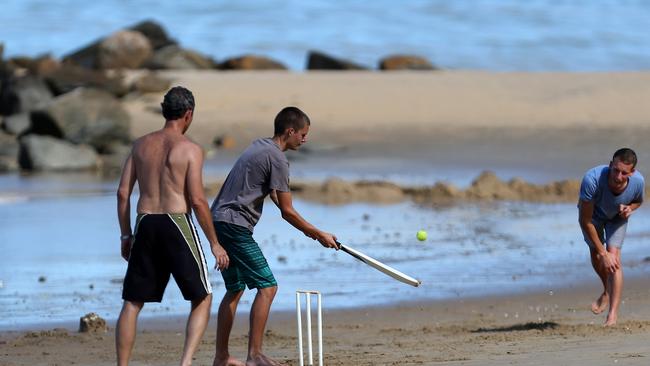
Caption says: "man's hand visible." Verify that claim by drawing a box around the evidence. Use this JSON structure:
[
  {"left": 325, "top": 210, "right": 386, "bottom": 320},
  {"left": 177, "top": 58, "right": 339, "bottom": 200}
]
[
  {"left": 598, "top": 251, "right": 620, "bottom": 273},
  {"left": 619, "top": 204, "right": 633, "bottom": 219},
  {"left": 211, "top": 244, "right": 230, "bottom": 271},
  {"left": 121, "top": 238, "right": 132, "bottom": 261},
  {"left": 314, "top": 231, "right": 338, "bottom": 249}
]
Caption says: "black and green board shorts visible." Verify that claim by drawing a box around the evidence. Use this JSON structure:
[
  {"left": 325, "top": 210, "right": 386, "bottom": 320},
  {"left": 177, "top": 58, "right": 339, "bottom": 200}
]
[
  {"left": 122, "top": 213, "right": 212, "bottom": 302},
  {"left": 214, "top": 221, "right": 277, "bottom": 292}
]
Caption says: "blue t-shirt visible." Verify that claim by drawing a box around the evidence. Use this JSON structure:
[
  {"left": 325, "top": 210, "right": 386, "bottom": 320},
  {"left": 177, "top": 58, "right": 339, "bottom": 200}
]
[{"left": 579, "top": 165, "right": 645, "bottom": 222}]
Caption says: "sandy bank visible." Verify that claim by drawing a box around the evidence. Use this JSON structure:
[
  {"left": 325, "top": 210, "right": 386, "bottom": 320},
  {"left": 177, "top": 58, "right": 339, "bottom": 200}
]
[
  {"left": 3, "top": 277, "right": 650, "bottom": 365},
  {"left": 123, "top": 70, "right": 650, "bottom": 181},
  {"left": 126, "top": 71, "right": 650, "bottom": 142}
]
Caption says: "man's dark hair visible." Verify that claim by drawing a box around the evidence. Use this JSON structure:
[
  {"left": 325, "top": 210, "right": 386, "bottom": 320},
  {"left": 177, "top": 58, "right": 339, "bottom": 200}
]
[
  {"left": 161, "top": 86, "right": 195, "bottom": 120},
  {"left": 613, "top": 147, "right": 637, "bottom": 168},
  {"left": 274, "top": 106, "right": 310, "bottom": 136}
]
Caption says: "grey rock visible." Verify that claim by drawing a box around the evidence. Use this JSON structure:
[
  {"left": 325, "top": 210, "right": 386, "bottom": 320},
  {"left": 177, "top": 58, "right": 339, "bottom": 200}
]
[
  {"left": 130, "top": 72, "right": 171, "bottom": 93},
  {"left": 0, "top": 75, "right": 53, "bottom": 115},
  {"left": 64, "top": 30, "right": 152, "bottom": 70},
  {"left": 306, "top": 51, "right": 368, "bottom": 70},
  {"left": 30, "top": 88, "right": 130, "bottom": 150},
  {"left": 19, "top": 135, "right": 98, "bottom": 171},
  {"left": 45, "top": 64, "right": 128, "bottom": 97},
  {"left": 2, "top": 113, "right": 31, "bottom": 135},
  {"left": 146, "top": 45, "right": 216, "bottom": 70},
  {"left": 96, "top": 30, "right": 153, "bottom": 69},
  {"left": 129, "top": 20, "right": 176, "bottom": 50}
]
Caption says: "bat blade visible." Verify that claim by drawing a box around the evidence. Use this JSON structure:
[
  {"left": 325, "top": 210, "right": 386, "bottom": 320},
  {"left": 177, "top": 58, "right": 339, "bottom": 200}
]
[{"left": 338, "top": 243, "right": 421, "bottom": 287}]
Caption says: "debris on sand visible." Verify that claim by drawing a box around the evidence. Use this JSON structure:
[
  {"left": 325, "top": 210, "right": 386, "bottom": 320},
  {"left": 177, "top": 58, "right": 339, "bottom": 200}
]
[{"left": 79, "top": 312, "right": 107, "bottom": 333}]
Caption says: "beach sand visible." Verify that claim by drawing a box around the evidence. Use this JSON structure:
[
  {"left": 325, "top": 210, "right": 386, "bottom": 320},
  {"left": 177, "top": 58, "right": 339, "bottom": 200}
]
[
  {"left": 125, "top": 70, "right": 650, "bottom": 180},
  {"left": 3, "top": 71, "right": 650, "bottom": 365},
  {"left": 3, "top": 278, "right": 650, "bottom": 365}
]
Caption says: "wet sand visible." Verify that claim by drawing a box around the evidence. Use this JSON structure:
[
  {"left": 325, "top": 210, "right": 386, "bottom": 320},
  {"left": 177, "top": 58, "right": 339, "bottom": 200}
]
[{"left": 2, "top": 278, "right": 650, "bottom": 365}]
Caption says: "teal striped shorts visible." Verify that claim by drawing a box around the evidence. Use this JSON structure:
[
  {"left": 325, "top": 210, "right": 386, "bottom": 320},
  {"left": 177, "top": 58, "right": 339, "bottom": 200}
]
[{"left": 214, "top": 221, "right": 277, "bottom": 292}]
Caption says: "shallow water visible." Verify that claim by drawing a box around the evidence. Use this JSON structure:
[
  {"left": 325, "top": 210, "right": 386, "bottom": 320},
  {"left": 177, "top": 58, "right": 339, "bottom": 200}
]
[
  {"left": 1, "top": 185, "right": 649, "bottom": 330},
  {"left": 2, "top": 0, "right": 649, "bottom": 71}
]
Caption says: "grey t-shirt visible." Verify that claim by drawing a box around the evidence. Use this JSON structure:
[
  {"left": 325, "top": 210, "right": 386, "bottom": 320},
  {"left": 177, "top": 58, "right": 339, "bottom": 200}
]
[{"left": 211, "top": 138, "right": 290, "bottom": 232}]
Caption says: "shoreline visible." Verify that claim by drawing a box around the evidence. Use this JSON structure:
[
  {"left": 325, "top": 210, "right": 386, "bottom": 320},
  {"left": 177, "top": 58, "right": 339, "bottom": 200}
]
[
  {"left": 3, "top": 276, "right": 650, "bottom": 365},
  {"left": 1, "top": 274, "right": 645, "bottom": 333}
]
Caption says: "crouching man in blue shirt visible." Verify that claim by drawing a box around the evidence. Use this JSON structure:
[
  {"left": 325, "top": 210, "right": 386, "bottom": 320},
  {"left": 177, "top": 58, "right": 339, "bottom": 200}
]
[{"left": 578, "top": 148, "right": 644, "bottom": 326}]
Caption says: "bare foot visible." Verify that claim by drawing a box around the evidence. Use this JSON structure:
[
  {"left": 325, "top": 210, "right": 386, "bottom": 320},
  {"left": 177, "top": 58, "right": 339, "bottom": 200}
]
[
  {"left": 604, "top": 314, "right": 617, "bottom": 327},
  {"left": 213, "top": 355, "right": 246, "bottom": 366},
  {"left": 246, "top": 353, "right": 283, "bottom": 366},
  {"left": 591, "top": 292, "right": 608, "bottom": 314}
]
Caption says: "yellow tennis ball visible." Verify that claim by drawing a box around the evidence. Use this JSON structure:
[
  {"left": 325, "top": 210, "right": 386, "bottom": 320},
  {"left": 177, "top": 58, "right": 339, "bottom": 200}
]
[{"left": 416, "top": 230, "right": 427, "bottom": 241}]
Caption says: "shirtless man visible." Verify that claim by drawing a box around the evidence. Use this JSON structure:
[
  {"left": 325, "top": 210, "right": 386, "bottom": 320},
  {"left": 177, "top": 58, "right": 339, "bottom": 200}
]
[
  {"left": 210, "top": 106, "right": 338, "bottom": 366},
  {"left": 116, "top": 86, "right": 229, "bottom": 366},
  {"left": 578, "top": 147, "right": 644, "bottom": 326}
]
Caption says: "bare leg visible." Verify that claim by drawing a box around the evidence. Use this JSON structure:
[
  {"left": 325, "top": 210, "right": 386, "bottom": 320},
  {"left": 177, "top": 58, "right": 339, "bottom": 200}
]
[
  {"left": 247, "top": 286, "right": 280, "bottom": 366},
  {"left": 116, "top": 300, "right": 144, "bottom": 366},
  {"left": 213, "top": 290, "right": 246, "bottom": 366},
  {"left": 180, "top": 294, "right": 213, "bottom": 366},
  {"left": 605, "top": 247, "right": 623, "bottom": 327},
  {"left": 589, "top": 248, "right": 609, "bottom": 314}
]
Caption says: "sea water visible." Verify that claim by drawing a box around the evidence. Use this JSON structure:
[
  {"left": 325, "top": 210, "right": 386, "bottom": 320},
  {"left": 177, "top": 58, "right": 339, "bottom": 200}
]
[
  {"left": 1, "top": 0, "right": 649, "bottom": 71},
  {"left": 1, "top": 175, "right": 649, "bottom": 330}
]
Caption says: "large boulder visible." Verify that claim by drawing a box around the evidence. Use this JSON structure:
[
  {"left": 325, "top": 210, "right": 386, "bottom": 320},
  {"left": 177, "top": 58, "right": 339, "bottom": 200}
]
[
  {"left": 219, "top": 55, "right": 287, "bottom": 70},
  {"left": 30, "top": 88, "right": 131, "bottom": 150},
  {"left": 146, "top": 45, "right": 216, "bottom": 69},
  {"left": 63, "top": 30, "right": 153, "bottom": 70},
  {"left": 0, "top": 75, "right": 53, "bottom": 116},
  {"left": 63, "top": 43, "right": 100, "bottom": 70},
  {"left": 44, "top": 64, "right": 129, "bottom": 97},
  {"left": 96, "top": 31, "right": 153, "bottom": 69},
  {"left": 306, "top": 51, "right": 368, "bottom": 70},
  {"left": 128, "top": 20, "right": 176, "bottom": 50},
  {"left": 2, "top": 113, "right": 31, "bottom": 135},
  {"left": 130, "top": 72, "right": 171, "bottom": 94},
  {"left": 379, "top": 55, "right": 437, "bottom": 71},
  {"left": 19, "top": 135, "right": 98, "bottom": 171}
]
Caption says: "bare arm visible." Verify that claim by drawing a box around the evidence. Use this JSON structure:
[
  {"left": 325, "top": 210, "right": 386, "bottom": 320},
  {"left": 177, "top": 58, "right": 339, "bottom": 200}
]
[
  {"left": 275, "top": 190, "right": 338, "bottom": 249},
  {"left": 117, "top": 154, "right": 137, "bottom": 261},
  {"left": 579, "top": 200, "right": 619, "bottom": 272},
  {"left": 186, "top": 144, "right": 229, "bottom": 270}
]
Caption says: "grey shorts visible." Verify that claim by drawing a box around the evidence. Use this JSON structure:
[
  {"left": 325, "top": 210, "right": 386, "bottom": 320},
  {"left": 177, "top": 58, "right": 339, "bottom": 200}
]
[{"left": 583, "top": 217, "right": 628, "bottom": 250}]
